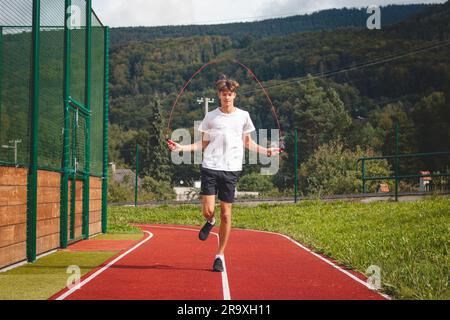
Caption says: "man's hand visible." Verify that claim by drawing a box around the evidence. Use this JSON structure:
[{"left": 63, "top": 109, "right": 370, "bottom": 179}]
[
  {"left": 167, "top": 139, "right": 182, "bottom": 152},
  {"left": 266, "top": 147, "right": 283, "bottom": 157}
]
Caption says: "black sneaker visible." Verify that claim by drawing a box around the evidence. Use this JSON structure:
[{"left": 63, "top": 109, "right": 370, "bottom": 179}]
[
  {"left": 213, "top": 257, "right": 224, "bottom": 272},
  {"left": 199, "top": 220, "right": 214, "bottom": 241}
]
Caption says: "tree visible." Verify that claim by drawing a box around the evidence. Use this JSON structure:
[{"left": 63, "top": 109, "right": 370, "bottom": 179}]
[
  {"left": 143, "top": 100, "right": 172, "bottom": 182},
  {"left": 411, "top": 92, "right": 450, "bottom": 171},
  {"left": 292, "top": 78, "right": 352, "bottom": 162},
  {"left": 272, "top": 79, "right": 353, "bottom": 191},
  {"left": 108, "top": 123, "right": 138, "bottom": 167},
  {"left": 412, "top": 92, "right": 450, "bottom": 152},
  {"left": 368, "top": 102, "right": 415, "bottom": 156}
]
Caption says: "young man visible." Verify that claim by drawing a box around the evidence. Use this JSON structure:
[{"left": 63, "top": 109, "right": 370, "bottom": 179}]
[{"left": 167, "top": 76, "right": 281, "bottom": 272}]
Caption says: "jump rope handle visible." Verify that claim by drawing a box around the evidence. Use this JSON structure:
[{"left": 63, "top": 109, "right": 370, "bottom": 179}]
[{"left": 165, "top": 130, "right": 176, "bottom": 147}]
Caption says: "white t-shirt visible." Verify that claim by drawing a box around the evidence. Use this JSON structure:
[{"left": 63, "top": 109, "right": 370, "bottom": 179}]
[{"left": 198, "top": 107, "right": 256, "bottom": 171}]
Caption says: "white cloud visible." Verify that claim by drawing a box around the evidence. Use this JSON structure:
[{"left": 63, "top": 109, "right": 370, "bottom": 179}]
[
  {"left": 260, "top": 0, "right": 448, "bottom": 17},
  {"left": 93, "top": 0, "right": 195, "bottom": 27},
  {"left": 91, "top": 0, "right": 446, "bottom": 27},
  {"left": 191, "top": 0, "right": 274, "bottom": 24}
]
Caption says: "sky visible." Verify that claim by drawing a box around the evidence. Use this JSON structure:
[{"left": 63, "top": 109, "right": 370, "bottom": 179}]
[{"left": 91, "top": 0, "right": 447, "bottom": 27}]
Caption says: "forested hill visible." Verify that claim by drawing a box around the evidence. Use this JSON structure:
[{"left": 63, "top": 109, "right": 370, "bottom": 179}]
[
  {"left": 108, "top": 2, "right": 450, "bottom": 189},
  {"left": 387, "top": 1, "right": 450, "bottom": 40},
  {"left": 110, "top": 4, "right": 433, "bottom": 46}
]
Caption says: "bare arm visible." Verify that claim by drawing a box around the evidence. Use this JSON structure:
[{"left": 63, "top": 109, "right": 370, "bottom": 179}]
[
  {"left": 167, "top": 133, "right": 210, "bottom": 152},
  {"left": 243, "top": 134, "right": 282, "bottom": 157}
]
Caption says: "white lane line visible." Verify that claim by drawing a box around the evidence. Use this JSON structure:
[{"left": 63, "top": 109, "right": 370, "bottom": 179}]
[
  {"left": 238, "top": 227, "right": 392, "bottom": 300},
  {"left": 147, "top": 225, "right": 231, "bottom": 301},
  {"left": 216, "top": 238, "right": 231, "bottom": 301},
  {"left": 54, "top": 231, "right": 154, "bottom": 300}
]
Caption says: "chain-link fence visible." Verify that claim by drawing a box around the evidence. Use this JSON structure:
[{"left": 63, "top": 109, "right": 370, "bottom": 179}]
[
  {"left": 0, "top": 0, "right": 109, "bottom": 263},
  {"left": 0, "top": 0, "right": 106, "bottom": 175}
]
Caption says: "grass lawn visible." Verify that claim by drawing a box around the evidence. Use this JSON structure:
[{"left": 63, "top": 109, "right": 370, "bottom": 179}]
[
  {"left": 93, "top": 233, "right": 143, "bottom": 240},
  {"left": 109, "top": 197, "right": 450, "bottom": 300},
  {"left": 0, "top": 251, "right": 118, "bottom": 300}
]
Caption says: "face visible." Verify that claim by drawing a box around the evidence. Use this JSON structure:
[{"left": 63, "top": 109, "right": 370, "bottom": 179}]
[{"left": 218, "top": 90, "right": 236, "bottom": 107}]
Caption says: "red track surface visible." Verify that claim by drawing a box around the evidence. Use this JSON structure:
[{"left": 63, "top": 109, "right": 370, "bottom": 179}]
[{"left": 51, "top": 225, "right": 387, "bottom": 300}]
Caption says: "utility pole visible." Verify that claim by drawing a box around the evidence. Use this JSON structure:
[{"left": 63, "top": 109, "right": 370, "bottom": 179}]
[
  {"left": 135, "top": 144, "right": 139, "bottom": 207},
  {"left": 1, "top": 139, "right": 22, "bottom": 165},
  {"left": 197, "top": 97, "right": 214, "bottom": 116}
]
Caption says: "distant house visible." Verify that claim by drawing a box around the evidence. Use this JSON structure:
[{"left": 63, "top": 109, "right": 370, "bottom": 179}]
[
  {"left": 419, "top": 171, "right": 432, "bottom": 191},
  {"left": 377, "top": 183, "right": 390, "bottom": 193},
  {"left": 112, "top": 168, "right": 141, "bottom": 187}
]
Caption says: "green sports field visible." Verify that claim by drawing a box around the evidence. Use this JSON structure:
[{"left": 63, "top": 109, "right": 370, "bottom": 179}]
[{"left": 109, "top": 197, "right": 450, "bottom": 300}]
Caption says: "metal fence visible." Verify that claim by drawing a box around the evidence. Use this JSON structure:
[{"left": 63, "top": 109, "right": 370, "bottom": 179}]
[
  {"left": 0, "top": 0, "right": 109, "bottom": 262},
  {"left": 357, "top": 123, "right": 450, "bottom": 201},
  {"left": 124, "top": 122, "right": 449, "bottom": 206}
]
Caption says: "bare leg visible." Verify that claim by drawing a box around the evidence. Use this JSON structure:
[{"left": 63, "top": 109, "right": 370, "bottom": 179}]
[
  {"left": 202, "top": 195, "right": 216, "bottom": 221},
  {"left": 217, "top": 201, "right": 232, "bottom": 255}
]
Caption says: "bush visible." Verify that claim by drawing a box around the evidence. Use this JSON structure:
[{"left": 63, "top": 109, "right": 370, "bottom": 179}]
[
  {"left": 238, "top": 172, "right": 275, "bottom": 192},
  {"left": 108, "top": 180, "right": 134, "bottom": 203},
  {"left": 141, "top": 176, "right": 176, "bottom": 200},
  {"left": 108, "top": 176, "right": 176, "bottom": 203},
  {"left": 300, "top": 140, "right": 392, "bottom": 196}
]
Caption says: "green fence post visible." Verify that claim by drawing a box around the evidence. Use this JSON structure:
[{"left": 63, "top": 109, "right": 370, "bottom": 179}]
[
  {"left": 60, "top": 0, "right": 72, "bottom": 248},
  {"left": 362, "top": 159, "right": 366, "bottom": 194},
  {"left": 27, "top": 0, "right": 41, "bottom": 263},
  {"left": 395, "top": 122, "right": 399, "bottom": 202},
  {"left": 101, "top": 26, "right": 109, "bottom": 233},
  {"left": 70, "top": 112, "right": 76, "bottom": 240},
  {"left": 294, "top": 129, "right": 298, "bottom": 203},
  {"left": 70, "top": 177, "right": 75, "bottom": 239},
  {"left": 82, "top": 0, "right": 92, "bottom": 239},
  {"left": 135, "top": 144, "right": 139, "bottom": 207}
]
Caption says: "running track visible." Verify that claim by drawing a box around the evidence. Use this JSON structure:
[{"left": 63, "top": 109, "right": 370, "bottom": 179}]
[{"left": 51, "top": 225, "right": 389, "bottom": 300}]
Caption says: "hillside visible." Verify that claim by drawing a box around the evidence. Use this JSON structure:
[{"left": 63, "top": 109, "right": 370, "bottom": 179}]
[
  {"left": 110, "top": 4, "right": 434, "bottom": 46},
  {"left": 107, "top": 2, "right": 450, "bottom": 190}
]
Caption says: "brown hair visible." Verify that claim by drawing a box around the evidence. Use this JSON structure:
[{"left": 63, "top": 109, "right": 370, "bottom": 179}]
[{"left": 216, "top": 75, "right": 240, "bottom": 93}]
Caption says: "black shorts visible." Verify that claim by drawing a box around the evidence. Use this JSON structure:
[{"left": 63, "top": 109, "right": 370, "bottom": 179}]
[{"left": 200, "top": 167, "right": 242, "bottom": 203}]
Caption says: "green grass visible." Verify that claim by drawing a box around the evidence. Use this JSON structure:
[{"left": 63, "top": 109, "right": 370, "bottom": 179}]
[
  {"left": 93, "top": 233, "right": 143, "bottom": 240},
  {"left": 109, "top": 197, "right": 450, "bottom": 300},
  {"left": 0, "top": 251, "right": 117, "bottom": 300}
]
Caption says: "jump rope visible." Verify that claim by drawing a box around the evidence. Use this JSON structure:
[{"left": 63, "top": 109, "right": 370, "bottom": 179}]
[{"left": 166, "top": 58, "right": 285, "bottom": 154}]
